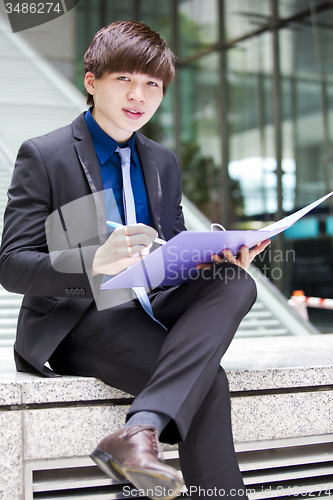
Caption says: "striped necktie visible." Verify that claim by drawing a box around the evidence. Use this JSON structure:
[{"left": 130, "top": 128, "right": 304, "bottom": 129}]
[{"left": 116, "top": 147, "right": 167, "bottom": 330}]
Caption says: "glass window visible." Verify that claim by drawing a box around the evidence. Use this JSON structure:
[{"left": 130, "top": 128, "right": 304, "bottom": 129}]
[
  {"left": 103, "top": 0, "right": 135, "bottom": 23},
  {"left": 282, "top": 17, "right": 333, "bottom": 206},
  {"left": 75, "top": 0, "right": 333, "bottom": 220},
  {"left": 140, "top": 0, "right": 172, "bottom": 44},
  {"left": 279, "top": 0, "right": 316, "bottom": 19},
  {"left": 179, "top": 52, "right": 222, "bottom": 219},
  {"left": 228, "top": 31, "right": 276, "bottom": 217},
  {"left": 179, "top": 0, "right": 218, "bottom": 58},
  {"left": 225, "top": 0, "right": 270, "bottom": 42}
]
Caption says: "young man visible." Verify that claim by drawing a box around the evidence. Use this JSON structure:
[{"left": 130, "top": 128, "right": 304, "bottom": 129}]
[{"left": 0, "top": 21, "right": 269, "bottom": 500}]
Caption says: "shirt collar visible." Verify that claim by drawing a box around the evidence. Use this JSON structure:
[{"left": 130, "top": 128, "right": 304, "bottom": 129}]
[{"left": 85, "top": 107, "right": 136, "bottom": 165}]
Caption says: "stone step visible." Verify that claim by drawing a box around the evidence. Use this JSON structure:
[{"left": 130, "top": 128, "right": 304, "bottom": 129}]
[
  {"left": 236, "top": 328, "right": 289, "bottom": 337},
  {"left": 0, "top": 318, "right": 20, "bottom": 326},
  {"left": 0, "top": 338, "right": 14, "bottom": 348},
  {"left": 0, "top": 300, "right": 22, "bottom": 308},
  {"left": 0, "top": 308, "right": 21, "bottom": 316}
]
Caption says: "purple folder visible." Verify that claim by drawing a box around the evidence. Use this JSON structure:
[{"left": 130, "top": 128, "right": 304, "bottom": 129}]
[
  {"left": 101, "top": 190, "right": 333, "bottom": 290},
  {"left": 101, "top": 230, "right": 273, "bottom": 289}
]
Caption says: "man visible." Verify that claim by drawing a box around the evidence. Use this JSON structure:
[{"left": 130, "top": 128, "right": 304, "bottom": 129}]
[{"left": 0, "top": 21, "right": 269, "bottom": 500}]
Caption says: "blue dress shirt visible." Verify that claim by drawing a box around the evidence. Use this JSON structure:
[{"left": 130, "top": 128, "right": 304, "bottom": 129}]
[{"left": 85, "top": 108, "right": 152, "bottom": 227}]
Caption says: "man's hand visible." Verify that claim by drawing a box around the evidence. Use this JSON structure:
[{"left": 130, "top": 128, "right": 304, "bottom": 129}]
[
  {"left": 197, "top": 239, "right": 271, "bottom": 272},
  {"left": 92, "top": 223, "right": 158, "bottom": 276}
]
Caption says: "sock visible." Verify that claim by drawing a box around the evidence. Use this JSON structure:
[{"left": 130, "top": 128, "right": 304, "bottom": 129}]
[{"left": 125, "top": 410, "right": 170, "bottom": 436}]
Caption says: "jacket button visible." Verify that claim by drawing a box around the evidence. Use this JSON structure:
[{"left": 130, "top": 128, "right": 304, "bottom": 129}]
[
  {"left": 80, "top": 288, "right": 86, "bottom": 295},
  {"left": 70, "top": 288, "right": 76, "bottom": 295},
  {"left": 75, "top": 288, "right": 80, "bottom": 295},
  {"left": 65, "top": 288, "right": 70, "bottom": 295}
]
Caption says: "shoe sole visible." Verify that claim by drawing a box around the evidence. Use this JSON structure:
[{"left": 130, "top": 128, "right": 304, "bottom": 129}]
[
  {"left": 123, "top": 466, "right": 184, "bottom": 500},
  {"left": 90, "top": 448, "right": 127, "bottom": 483},
  {"left": 90, "top": 448, "right": 183, "bottom": 500}
]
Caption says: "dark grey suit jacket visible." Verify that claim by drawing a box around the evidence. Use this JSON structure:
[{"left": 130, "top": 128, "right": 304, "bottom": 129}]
[{"left": 0, "top": 113, "right": 186, "bottom": 376}]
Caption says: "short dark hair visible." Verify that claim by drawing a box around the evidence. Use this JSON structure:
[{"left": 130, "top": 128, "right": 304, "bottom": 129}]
[{"left": 84, "top": 21, "right": 176, "bottom": 105}]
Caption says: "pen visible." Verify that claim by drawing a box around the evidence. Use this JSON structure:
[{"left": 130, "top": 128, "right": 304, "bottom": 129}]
[{"left": 106, "top": 221, "right": 166, "bottom": 245}]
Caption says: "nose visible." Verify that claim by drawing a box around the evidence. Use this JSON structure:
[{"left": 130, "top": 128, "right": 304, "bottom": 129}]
[{"left": 128, "top": 84, "right": 145, "bottom": 103}]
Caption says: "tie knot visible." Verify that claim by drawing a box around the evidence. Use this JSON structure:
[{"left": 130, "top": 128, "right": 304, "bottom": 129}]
[{"left": 116, "top": 146, "right": 131, "bottom": 165}]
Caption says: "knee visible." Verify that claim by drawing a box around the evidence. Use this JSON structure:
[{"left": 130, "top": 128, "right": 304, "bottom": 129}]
[
  {"left": 203, "top": 367, "right": 232, "bottom": 413},
  {"left": 211, "top": 263, "right": 257, "bottom": 316},
  {"left": 197, "top": 263, "right": 257, "bottom": 314},
  {"left": 216, "top": 263, "right": 257, "bottom": 299},
  {"left": 238, "top": 266, "right": 257, "bottom": 304},
  {"left": 212, "top": 366, "right": 230, "bottom": 397}
]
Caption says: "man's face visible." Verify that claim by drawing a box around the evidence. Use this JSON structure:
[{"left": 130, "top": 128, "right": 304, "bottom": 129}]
[{"left": 84, "top": 71, "right": 164, "bottom": 143}]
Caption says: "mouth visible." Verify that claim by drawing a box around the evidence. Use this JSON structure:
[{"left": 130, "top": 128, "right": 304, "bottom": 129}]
[{"left": 123, "top": 108, "right": 144, "bottom": 120}]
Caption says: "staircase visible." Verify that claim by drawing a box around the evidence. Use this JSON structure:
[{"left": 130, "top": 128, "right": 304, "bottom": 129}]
[
  {"left": 0, "top": 146, "right": 23, "bottom": 347},
  {"left": 0, "top": 286, "right": 22, "bottom": 347}
]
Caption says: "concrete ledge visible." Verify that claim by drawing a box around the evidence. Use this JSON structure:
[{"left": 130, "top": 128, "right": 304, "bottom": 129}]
[
  {"left": 223, "top": 335, "right": 333, "bottom": 443},
  {"left": 223, "top": 334, "right": 333, "bottom": 391},
  {"left": 1, "top": 334, "right": 333, "bottom": 499}
]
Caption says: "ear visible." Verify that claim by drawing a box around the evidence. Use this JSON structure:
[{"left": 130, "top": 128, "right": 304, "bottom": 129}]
[{"left": 84, "top": 71, "right": 96, "bottom": 96}]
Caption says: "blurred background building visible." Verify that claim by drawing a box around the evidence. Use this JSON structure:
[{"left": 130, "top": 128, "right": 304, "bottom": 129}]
[{"left": 1, "top": 0, "right": 333, "bottom": 328}]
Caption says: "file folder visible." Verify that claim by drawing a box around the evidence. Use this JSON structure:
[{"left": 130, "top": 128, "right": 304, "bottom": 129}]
[{"left": 101, "top": 191, "right": 333, "bottom": 289}]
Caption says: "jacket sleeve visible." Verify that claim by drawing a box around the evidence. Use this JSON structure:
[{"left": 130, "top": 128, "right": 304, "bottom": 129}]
[{"left": 0, "top": 140, "right": 99, "bottom": 298}]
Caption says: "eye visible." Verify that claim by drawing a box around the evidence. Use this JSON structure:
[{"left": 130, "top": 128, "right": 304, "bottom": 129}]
[
  {"left": 147, "top": 80, "right": 159, "bottom": 87},
  {"left": 118, "top": 76, "right": 130, "bottom": 81}
]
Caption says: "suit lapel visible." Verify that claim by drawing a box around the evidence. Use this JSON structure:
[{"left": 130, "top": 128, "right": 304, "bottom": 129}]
[
  {"left": 72, "top": 114, "right": 107, "bottom": 243},
  {"left": 136, "top": 134, "right": 164, "bottom": 238},
  {"left": 72, "top": 114, "right": 104, "bottom": 194}
]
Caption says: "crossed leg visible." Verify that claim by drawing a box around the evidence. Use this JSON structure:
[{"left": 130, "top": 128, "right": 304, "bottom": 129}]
[{"left": 49, "top": 263, "right": 256, "bottom": 499}]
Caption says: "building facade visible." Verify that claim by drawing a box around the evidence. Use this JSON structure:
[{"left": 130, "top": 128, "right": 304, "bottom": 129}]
[{"left": 2, "top": 0, "right": 333, "bottom": 322}]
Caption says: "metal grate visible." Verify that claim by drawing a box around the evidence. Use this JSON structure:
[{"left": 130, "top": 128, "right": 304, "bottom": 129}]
[
  {"left": 24, "top": 436, "right": 333, "bottom": 499},
  {"left": 238, "top": 434, "right": 333, "bottom": 499},
  {"left": 25, "top": 451, "right": 181, "bottom": 500}
]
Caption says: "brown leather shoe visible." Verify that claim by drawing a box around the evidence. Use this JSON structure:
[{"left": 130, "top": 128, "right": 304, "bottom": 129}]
[{"left": 90, "top": 425, "right": 184, "bottom": 499}]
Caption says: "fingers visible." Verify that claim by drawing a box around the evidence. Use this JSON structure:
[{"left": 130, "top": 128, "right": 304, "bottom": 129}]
[
  {"left": 196, "top": 263, "right": 213, "bottom": 269},
  {"left": 197, "top": 239, "right": 272, "bottom": 274},
  {"left": 250, "top": 239, "right": 271, "bottom": 257},
  {"left": 219, "top": 247, "right": 251, "bottom": 271},
  {"left": 217, "top": 239, "right": 271, "bottom": 272},
  {"left": 125, "top": 223, "right": 158, "bottom": 239},
  {"left": 93, "top": 224, "right": 157, "bottom": 276},
  {"left": 111, "top": 226, "right": 156, "bottom": 258},
  {"left": 211, "top": 254, "right": 225, "bottom": 265},
  {"left": 222, "top": 239, "right": 271, "bottom": 262},
  {"left": 223, "top": 248, "right": 241, "bottom": 265},
  {"left": 126, "top": 233, "right": 154, "bottom": 253}
]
